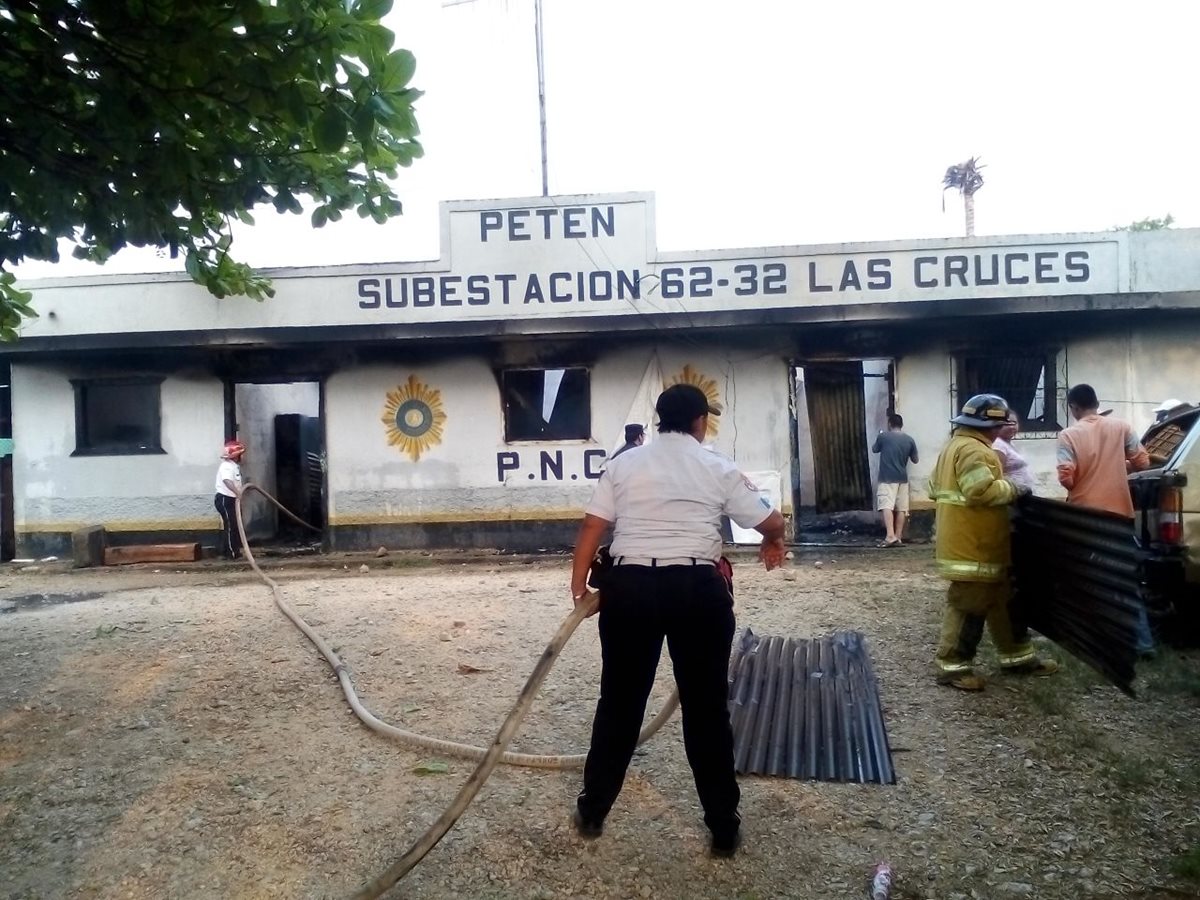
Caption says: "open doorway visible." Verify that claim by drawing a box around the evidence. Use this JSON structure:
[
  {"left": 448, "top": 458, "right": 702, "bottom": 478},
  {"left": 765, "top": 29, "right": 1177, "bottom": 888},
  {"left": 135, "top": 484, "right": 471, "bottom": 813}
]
[
  {"left": 791, "top": 359, "right": 894, "bottom": 524},
  {"left": 225, "top": 380, "right": 325, "bottom": 550}
]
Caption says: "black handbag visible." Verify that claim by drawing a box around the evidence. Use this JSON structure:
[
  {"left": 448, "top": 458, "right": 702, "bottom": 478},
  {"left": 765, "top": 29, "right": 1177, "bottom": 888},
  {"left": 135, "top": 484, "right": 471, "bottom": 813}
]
[{"left": 587, "top": 544, "right": 614, "bottom": 591}]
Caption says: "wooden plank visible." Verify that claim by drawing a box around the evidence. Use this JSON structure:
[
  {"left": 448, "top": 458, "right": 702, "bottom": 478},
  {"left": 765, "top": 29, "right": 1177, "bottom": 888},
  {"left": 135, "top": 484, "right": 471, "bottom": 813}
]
[{"left": 103, "top": 543, "right": 200, "bottom": 565}]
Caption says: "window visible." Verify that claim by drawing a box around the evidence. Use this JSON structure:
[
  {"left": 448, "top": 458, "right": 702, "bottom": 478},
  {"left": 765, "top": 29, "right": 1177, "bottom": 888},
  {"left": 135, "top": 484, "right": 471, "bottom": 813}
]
[
  {"left": 502, "top": 367, "right": 590, "bottom": 441},
  {"left": 72, "top": 378, "right": 165, "bottom": 455},
  {"left": 956, "top": 351, "right": 1064, "bottom": 434}
]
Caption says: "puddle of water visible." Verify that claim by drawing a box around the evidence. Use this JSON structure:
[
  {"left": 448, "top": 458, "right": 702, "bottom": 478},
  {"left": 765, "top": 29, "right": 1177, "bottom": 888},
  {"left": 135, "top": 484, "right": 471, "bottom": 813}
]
[{"left": 0, "top": 591, "right": 108, "bottom": 613}]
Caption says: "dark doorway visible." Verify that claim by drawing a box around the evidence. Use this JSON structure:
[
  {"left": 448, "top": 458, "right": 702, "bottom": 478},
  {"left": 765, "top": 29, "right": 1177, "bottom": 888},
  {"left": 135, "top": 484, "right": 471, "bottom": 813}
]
[
  {"left": 274, "top": 413, "right": 325, "bottom": 539},
  {"left": 792, "top": 359, "right": 894, "bottom": 516},
  {"left": 807, "top": 361, "right": 873, "bottom": 512},
  {"left": 226, "top": 380, "right": 325, "bottom": 548}
]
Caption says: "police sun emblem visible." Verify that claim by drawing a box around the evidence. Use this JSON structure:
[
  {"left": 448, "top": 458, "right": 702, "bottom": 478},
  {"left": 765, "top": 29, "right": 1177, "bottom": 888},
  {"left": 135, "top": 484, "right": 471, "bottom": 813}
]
[{"left": 382, "top": 374, "right": 447, "bottom": 462}]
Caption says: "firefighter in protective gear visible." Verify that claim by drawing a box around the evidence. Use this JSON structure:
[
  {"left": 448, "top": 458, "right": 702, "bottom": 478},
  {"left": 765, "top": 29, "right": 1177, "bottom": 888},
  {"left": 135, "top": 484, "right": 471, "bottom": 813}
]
[{"left": 930, "top": 394, "right": 1059, "bottom": 691}]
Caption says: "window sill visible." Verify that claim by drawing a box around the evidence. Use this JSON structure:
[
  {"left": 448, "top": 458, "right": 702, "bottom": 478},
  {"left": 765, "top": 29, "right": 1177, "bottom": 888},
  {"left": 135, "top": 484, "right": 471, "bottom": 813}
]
[
  {"left": 71, "top": 447, "right": 167, "bottom": 457},
  {"left": 504, "top": 438, "right": 594, "bottom": 445}
]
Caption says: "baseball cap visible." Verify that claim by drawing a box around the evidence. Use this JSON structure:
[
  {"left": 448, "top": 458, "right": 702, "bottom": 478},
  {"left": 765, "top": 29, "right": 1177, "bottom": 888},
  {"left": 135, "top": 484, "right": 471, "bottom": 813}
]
[
  {"left": 623, "top": 423, "right": 645, "bottom": 442},
  {"left": 655, "top": 384, "right": 722, "bottom": 429}
]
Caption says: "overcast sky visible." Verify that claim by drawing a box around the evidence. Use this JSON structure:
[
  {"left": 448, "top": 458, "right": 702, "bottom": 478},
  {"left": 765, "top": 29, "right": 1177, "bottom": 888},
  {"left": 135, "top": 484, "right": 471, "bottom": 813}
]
[{"left": 16, "top": 0, "right": 1200, "bottom": 280}]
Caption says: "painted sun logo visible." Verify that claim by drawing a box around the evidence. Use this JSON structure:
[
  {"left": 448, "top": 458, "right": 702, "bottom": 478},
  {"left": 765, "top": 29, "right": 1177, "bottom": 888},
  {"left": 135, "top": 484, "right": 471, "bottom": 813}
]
[
  {"left": 665, "top": 364, "right": 722, "bottom": 438},
  {"left": 381, "top": 375, "right": 447, "bottom": 462}
]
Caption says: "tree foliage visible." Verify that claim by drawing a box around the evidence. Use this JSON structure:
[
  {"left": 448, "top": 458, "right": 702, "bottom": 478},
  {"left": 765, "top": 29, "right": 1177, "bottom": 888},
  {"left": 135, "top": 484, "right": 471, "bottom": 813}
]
[
  {"left": 942, "top": 157, "right": 985, "bottom": 237},
  {"left": 1112, "top": 214, "right": 1175, "bottom": 232},
  {"left": 942, "top": 157, "right": 985, "bottom": 198},
  {"left": 0, "top": 0, "right": 423, "bottom": 340}
]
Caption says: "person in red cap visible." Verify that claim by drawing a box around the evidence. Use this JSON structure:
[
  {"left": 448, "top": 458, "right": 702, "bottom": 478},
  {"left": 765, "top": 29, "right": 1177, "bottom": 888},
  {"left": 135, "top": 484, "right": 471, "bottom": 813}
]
[{"left": 214, "top": 439, "right": 246, "bottom": 559}]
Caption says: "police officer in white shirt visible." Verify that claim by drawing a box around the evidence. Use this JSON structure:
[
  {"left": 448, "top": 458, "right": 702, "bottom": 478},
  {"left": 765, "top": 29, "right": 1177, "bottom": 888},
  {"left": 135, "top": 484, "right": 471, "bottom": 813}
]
[
  {"left": 568, "top": 383, "right": 787, "bottom": 858},
  {"left": 214, "top": 439, "right": 246, "bottom": 559}
]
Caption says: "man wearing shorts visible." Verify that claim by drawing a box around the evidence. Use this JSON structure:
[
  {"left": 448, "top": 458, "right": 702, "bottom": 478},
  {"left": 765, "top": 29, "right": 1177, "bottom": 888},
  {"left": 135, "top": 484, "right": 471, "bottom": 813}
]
[{"left": 872, "top": 413, "right": 918, "bottom": 547}]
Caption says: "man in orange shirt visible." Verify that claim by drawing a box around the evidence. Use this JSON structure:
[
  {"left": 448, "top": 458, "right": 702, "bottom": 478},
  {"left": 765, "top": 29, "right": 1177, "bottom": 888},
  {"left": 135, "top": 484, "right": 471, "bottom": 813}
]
[
  {"left": 1056, "top": 384, "right": 1149, "bottom": 517},
  {"left": 1057, "top": 383, "right": 1155, "bottom": 655}
]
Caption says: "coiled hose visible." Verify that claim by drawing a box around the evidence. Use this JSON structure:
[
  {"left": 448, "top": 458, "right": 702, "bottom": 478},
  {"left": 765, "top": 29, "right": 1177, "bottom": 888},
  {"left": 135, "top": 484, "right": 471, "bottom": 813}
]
[{"left": 232, "top": 484, "right": 680, "bottom": 896}]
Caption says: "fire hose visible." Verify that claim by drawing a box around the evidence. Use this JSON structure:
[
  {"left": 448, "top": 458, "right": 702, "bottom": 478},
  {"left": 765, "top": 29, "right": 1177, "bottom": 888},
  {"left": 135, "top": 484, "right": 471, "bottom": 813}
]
[{"left": 232, "top": 484, "right": 680, "bottom": 897}]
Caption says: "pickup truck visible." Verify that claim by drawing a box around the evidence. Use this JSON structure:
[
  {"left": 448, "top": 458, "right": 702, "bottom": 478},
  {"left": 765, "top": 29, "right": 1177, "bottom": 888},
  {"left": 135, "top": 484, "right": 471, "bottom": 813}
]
[
  {"left": 1129, "top": 404, "right": 1200, "bottom": 633},
  {"left": 1011, "top": 406, "right": 1200, "bottom": 691}
]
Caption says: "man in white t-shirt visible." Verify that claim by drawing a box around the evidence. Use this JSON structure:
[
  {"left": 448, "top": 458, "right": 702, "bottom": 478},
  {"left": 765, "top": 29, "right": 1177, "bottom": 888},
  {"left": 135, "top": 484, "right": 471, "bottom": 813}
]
[
  {"left": 214, "top": 440, "right": 245, "bottom": 559},
  {"left": 568, "top": 383, "right": 786, "bottom": 859}
]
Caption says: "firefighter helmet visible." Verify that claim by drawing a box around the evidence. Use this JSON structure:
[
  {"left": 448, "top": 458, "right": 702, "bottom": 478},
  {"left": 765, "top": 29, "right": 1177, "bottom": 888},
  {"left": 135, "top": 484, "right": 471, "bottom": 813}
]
[
  {"left": 222, "top": 439, "right": 246, "bottom": 459},
  {"left": 951, "top": 394, "right": 1012, "bottom": 428}
]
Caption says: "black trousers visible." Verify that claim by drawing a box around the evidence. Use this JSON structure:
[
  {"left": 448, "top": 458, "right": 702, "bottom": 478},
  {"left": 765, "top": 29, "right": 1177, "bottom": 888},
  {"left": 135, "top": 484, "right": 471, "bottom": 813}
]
[
  {"left": 213, "top": 493, "right": 242, "bottom": 559},
  {"left": 578, "top": 563, "right": 740, "bottom": 838}
]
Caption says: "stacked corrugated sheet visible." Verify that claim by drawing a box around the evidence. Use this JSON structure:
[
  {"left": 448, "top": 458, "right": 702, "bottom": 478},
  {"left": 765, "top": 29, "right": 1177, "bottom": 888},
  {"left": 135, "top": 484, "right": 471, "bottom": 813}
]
[
  {"left": 1011, "top": 496, "right": 1145, "bottom": 695},
  {"left": 727, "top": 628, "right": 895, "bottom": 784}
]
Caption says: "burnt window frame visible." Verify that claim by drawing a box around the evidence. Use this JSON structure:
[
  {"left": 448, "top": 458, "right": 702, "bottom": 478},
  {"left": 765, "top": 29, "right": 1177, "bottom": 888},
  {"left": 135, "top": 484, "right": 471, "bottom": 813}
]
[
  {"left": 501, "top": 366, "right": 591, "bottom": 442},
  {"left": 71, "top": 377, "right": 166, "bottom": 456},
  {"left": 954, "top": 349, "right": 1065, "bottom": 437}
]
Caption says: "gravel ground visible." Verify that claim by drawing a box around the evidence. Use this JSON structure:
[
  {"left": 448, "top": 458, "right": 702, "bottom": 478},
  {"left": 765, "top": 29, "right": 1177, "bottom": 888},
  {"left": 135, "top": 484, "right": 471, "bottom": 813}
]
[{"left": 1, "top": 547, "right": 1199, "bottom": 900}]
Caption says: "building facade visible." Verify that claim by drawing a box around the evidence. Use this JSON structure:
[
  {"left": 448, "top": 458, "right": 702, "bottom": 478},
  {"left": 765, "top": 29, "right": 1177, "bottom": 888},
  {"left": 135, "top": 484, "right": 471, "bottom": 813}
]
[{"left": 8, "top": 192, "right": 1200, "bottom": 557}]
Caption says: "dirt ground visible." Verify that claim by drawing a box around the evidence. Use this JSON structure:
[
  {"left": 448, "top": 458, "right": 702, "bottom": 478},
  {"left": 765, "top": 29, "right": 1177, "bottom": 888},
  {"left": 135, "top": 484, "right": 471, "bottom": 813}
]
[{"left": 2, "top": 546, "right": 1199, "bottom": 900}]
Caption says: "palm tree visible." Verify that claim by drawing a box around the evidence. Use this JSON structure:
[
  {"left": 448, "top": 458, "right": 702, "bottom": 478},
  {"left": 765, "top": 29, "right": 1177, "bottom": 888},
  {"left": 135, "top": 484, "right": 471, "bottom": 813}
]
[{"left": 943, "top": 157, "right": 985, "bottom": 237}]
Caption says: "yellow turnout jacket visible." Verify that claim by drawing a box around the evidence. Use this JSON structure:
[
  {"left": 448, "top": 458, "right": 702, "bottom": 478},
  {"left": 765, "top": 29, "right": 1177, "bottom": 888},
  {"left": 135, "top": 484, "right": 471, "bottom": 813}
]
[{"left": 930, "top": 427, "right": 1018, "bottom": 583}]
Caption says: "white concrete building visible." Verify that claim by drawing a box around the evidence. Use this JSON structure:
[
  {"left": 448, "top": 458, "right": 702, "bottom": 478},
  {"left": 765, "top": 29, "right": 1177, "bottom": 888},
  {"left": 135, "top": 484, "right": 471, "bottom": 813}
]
[{"left": 6, "top": 192, "right": 1200, "bottom": 558}]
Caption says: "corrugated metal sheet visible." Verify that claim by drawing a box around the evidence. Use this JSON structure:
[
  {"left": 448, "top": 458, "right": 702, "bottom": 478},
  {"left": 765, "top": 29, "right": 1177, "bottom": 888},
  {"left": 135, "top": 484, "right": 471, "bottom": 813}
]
[
  {"left": 805, "top": 362, "right": 872, "bottom": 512},
  {"left": 727, "top": 628, "right": 895, "bottom": 784},
  {"left": 1012, "top": 496, "right": 1145, "bottom": 695}
]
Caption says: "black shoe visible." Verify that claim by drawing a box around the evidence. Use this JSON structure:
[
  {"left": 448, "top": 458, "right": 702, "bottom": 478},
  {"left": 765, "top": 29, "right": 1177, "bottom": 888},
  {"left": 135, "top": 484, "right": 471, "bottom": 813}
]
[
  {"left": 572, "top": 808, "right": 603, "bottom": 840},
  {"left": 710, "top": 828, "right": 742, "bottom": 859}
]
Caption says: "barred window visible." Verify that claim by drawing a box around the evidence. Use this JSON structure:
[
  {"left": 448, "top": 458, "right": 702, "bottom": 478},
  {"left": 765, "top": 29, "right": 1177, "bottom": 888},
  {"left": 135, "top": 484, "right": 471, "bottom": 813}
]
[{"left": 956, "top": 352, "right": 1063, "bottom": 433}]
